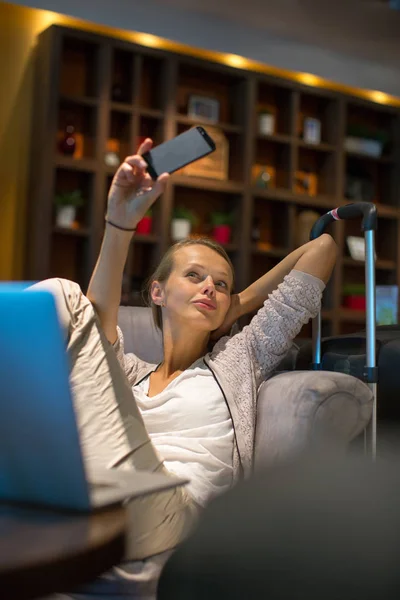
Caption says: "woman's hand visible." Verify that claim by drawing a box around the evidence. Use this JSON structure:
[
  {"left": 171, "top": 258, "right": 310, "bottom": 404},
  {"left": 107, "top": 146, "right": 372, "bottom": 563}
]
[
  {"left": 210, "top": 293, "right": 242, "bottom": 341},
  {"left": 106, "top": 138, "right": 169, "bottom": 230}
]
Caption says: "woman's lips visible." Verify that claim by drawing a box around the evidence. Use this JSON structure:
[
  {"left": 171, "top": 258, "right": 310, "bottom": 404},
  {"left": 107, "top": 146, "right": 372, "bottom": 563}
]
[{"left": 193, "top": 301, "right": 216, "bottom": 311}]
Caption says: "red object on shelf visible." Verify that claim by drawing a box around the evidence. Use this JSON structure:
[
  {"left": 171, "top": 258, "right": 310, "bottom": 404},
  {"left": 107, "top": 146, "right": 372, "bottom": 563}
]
[
  {"left": 213, "top": 225, "right": 231, "bottom": 245},
  {"left": 343, "top": 295, "right": 366, "bottom": 311},
  {"left": 136, "top": 216, "right": 152, "bottom": 235}
]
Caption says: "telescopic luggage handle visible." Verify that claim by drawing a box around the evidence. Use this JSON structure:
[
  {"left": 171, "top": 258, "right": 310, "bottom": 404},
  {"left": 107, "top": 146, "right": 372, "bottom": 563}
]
[
  {"left": 309, "top": 201, "right": 378, "bottom": 459},
  {"left": 310, "top": 202, "right": 378, "bottom": 240}
]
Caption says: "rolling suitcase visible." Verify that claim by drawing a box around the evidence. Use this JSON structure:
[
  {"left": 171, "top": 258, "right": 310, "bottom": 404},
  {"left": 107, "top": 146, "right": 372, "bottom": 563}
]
[{"left": 297, "top": 202, "right": 378, "bottom": 458}]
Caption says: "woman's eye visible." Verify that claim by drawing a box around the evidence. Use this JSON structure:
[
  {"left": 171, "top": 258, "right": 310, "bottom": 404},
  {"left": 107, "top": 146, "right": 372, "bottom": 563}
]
[
  {"left": 187, "top": 272, "right": 200, "bottom": 279},
  {"left": 216, "top": 281, "right": 228, "bottom": 289}
]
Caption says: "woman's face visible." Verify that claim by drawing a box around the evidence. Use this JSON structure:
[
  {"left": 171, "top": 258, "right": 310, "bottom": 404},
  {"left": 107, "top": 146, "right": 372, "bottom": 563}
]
[{"left": 153, "top": 245, "right": 234, "bottom": 333}]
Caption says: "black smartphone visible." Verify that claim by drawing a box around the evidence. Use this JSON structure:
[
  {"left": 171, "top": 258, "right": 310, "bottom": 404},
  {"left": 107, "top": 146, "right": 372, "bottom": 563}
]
[{"left": 142, "top": 126, "right": 216, "bottom": 180}]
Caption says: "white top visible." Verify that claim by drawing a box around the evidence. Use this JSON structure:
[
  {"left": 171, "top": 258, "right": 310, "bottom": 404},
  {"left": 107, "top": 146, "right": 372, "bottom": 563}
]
[{"left": 133, "top": 358, "right": 234, "bottom": 507}]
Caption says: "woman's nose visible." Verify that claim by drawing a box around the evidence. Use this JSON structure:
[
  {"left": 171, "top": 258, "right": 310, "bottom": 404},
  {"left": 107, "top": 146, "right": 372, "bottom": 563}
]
[{"left": 201, "top": 276, "right": 216, "bottom": 296}]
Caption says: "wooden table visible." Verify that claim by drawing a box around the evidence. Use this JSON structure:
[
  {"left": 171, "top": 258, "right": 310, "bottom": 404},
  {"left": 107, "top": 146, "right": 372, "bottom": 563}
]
[{"left": 0, "top": 502, "right": 127, "bottom": 600}]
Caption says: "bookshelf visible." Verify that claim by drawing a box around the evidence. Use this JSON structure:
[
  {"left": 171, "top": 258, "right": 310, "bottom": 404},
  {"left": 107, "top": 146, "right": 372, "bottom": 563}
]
[{"left": 27, "top": 25, "right": 400, "bottom": 338}]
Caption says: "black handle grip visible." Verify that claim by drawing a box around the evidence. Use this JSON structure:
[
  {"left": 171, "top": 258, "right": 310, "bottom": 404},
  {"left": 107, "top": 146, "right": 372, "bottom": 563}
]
[{"left": 309, "top": 202, "right": 377, "bottom": 240}]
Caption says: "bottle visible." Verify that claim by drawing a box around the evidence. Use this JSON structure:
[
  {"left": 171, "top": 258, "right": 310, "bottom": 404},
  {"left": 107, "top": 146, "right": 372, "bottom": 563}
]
[{"left": 59, "top": 123, "right": 76, "bottom": 156}]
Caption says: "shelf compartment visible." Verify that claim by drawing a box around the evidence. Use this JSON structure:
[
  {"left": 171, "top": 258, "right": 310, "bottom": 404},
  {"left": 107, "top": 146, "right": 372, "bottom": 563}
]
[
  {"left": 176, "top": 62, "right": 247, "bottom": 128},
  {"left": 256, "top": 81, "right": 293, "bottom": 136},
  {"left": 59, "top": 36, "right": 99, "bottom": 98},
  {"left": 346, "top": 101, "right": 397, "bottom": 162},
  {"left": 344, "top": 216, "right": 397, "bottom": 263},
  {"left": 172, "top": 186, "right": 243, "bottom": 247},
  {"left": 50, "top": 233, "right": 90, "bottom": 290},
  {"left": 296, "top": 146, "right": 337, "bottom": 197},
  {"left": 254, "top": 138, "right": 291, "bottom": 190},
  {"left": 122, "top": 243, "right": 159, "bottom": 307},
  {"left": 345, "top": 155, "right": 398, "bottom": 207},
  {"left": 108, "top": 110, "right": 133, "bottom": 163},
  {"left": 298, "top": 92, "right": 339, "bottom": 146},
  {"left": 54, "top": 168, "right": 94, "bottom": 230},
  {"left": 136, "top": 115, "right": 164, "bottom": 148},
  {"left": 139, "top": 55, "right": 167, "bottom": 111},
  {"left": 175, "top": 123, "right": 246, "bottom": 183},
  {"left": 173, "top": 175, "right": 244, "bottom": 194},
  {"left": 175, "top": 115, "right": 243, "bottom": 135},
  {"left": 57, "top": 99, "right": 97, "bottom": 159},
  {"left": 251, "top": 197, "right": 291, "bottom": 252},
  {"left": 110, "top": 48, "right": 135, "bottom": 104}
]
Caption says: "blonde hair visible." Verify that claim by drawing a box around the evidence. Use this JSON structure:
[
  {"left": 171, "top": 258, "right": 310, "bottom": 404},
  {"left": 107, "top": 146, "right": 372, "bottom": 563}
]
[{"left": 145, "top": 237, "right": 235, "bottom": 331}]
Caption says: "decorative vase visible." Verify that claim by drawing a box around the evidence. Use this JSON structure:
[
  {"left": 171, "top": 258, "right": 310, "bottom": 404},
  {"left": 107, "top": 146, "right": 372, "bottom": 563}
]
[
  {"left": 59, "top": 124, "right": 76, "bottom": 156},
  {"left": 213, "top": 225, "right": 231, "bottom": 245},
  {"left": 56, "top": 206, "right": 76, "bottom": 228},
  {"left": 171, "top": 219, "right": 191, "bottom": 241},
  {"left": 136, "top": 216, "right": 152, "bottom": 235}
]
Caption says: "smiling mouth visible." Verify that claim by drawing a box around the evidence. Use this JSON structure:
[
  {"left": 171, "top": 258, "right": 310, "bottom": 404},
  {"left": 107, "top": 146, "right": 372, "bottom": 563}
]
[{"left": 193, "top": 301, "right": 216, "bottom": 311}]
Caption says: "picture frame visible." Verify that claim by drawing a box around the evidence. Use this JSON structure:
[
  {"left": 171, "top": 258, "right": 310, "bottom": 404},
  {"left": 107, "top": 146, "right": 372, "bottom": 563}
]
[
  {"left": 178, "top": 126, "right": 228, "bottom": 180},
  {"left": 187, "top": 95, "right": 220, "bottom": 124}
]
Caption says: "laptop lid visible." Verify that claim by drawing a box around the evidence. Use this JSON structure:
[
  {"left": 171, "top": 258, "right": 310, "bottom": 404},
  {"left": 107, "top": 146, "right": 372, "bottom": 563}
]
[{"left": 0, "top": 284, "right": 92, "bottom": 510}]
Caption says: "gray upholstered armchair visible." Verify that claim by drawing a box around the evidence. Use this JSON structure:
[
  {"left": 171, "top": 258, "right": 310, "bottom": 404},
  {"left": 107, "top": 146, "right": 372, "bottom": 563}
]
[{"left": 117, "top": 306, "right": 373, "bottom": 467}]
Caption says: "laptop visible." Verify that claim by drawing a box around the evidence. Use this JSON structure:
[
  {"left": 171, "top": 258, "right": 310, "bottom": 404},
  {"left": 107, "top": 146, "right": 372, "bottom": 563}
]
[{"left": 0, "top": 283, "right": 188, "bottom": 511}]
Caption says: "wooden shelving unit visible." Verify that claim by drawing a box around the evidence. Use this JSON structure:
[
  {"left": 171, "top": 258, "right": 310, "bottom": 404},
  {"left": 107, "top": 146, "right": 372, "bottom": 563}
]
[{"left": 27, "top": 24, "right": 400, "bottom": 338}]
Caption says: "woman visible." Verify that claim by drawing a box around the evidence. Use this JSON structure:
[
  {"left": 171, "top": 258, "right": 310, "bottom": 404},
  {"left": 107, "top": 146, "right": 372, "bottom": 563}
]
[{"left": 39, "top": 138, "right": 337, "bottom": 596}]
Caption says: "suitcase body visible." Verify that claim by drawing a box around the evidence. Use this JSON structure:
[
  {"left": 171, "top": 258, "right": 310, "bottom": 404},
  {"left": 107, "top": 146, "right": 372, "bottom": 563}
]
[{"left": 297, "top": 326, "right": 400, "bottom": 422}]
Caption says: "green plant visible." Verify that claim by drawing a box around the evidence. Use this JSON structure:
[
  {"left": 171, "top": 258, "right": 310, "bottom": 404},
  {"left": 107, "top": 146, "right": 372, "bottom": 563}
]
[
  {"left": 54, "top": 190, "right": 85, "bottom": 209},
  {"left": 172, "top": 206, "right": 198, "bottom": 226},
  {"left": 210, "top": 211, "right": 234, "bottom": 227},
  {"left": 343, "top": 283, "right": 366, "bottom": 296}
]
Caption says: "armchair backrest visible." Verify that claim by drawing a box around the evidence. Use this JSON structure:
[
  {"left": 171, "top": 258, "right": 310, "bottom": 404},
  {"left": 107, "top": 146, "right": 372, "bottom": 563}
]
[{"left": 117, "top": 306, "right": 163, "bottom": 364}]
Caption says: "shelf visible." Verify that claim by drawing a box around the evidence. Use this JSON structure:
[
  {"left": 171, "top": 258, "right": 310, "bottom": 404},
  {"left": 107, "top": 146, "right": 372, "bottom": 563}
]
[
  {"left": 60, "top": 94, "right": 98, "bottom": 108},
  {"left": 252, "top": 245, "right": 288, "bottom": 258},
  {"left": 53, "top": 226, "right": 90, "bottom": 237},
  {"left": 252, "top": 187, "right": 336, "bottom": 209},
  {"left": 55, "top": 155, "right": 97, "bottom": 172},
  {"left": 321, "top": 310, "right": 334, "bottom": 320},
  {"left": 257, "top": 133, "right": 292, "bottom": 145},
  {"left": 346, "top": 150, "right": 396, "bottom": 164},
  {"left": 133, "top": 234, "right": 158, "bottom": 244},
  {"left": 343, "top": 257, "right": 397, "bottom": 271},
  {"left": 110, "top": 101, "right": 134, "bottom": 113},
  {"left": 138, "top": 107, "right": 164, "bottom": 119},
  {"left": 172, "top": 175, "right": 244, "bottom": 194},
  {"left": 297, "top": 140, "right": 336, "bottom": 153},
  {"left": 176, "top": 115, "right": 243, "bottom": 134},
  {"left": 339, "top": 308, "right": 366, "bottom": 323}
]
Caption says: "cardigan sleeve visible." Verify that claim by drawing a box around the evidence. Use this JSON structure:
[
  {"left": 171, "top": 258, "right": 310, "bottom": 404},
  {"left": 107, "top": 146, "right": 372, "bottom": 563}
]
[{"left": 211, "top": 270, "right": 325, "bottom": 389}]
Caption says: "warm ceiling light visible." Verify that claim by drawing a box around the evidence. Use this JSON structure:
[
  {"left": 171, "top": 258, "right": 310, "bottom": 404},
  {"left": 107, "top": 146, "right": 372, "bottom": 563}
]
[
  {"left": 134, "top": 32, "right": 162, "bottom": 48},
  {"left": 368, "top": 90, "right": 390, "bottom": 105},
  {"left": 297, "top": 72, "right": 321, "bottom": 87},
  {"left": 224, "top": 54, "right": 248, "bottom": 69}
]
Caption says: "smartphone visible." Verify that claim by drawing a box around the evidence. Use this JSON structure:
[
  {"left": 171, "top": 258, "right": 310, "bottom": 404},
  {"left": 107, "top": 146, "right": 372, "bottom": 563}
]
[{"left": 142, "top": 126, "right": 216, "bottom": 180}]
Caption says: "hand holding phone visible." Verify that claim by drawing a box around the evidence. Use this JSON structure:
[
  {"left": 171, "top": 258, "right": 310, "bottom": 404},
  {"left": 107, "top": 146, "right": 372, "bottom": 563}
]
[
  {"left": 142, "top": 126, "right": 216, "bottom": 180},
  {"left": 106, "top": 138, "right": 169, "bottom": 232}
]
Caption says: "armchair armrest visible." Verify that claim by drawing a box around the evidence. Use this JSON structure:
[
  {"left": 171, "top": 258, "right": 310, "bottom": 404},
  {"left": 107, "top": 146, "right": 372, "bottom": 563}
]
[{"left": 254, "top": 371, "right": 373, "bottom": 469}]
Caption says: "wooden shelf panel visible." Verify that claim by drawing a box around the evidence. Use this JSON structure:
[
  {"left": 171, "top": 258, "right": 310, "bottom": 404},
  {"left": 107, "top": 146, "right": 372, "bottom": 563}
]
[
  {"left": 339, "top": 308, "right": 366, "bottom": 323},
  {"left": 59, "top": 94, "right": 98, "bottom": 108},
  {"left": 55, "top": 155, "right": 97, "bottom": 173},
  {"left": 343, "top": 257, "right": 397, "bottom": 271},
  {"left": 172, "top": 175, "right": 245, "bottom": 194},
  {"left": 175, "top": 115, "right": 243, "bottom": 134},
  {"left": 297, "top": 140, "right": 336, "bottom": 153},
  {"left": 53, "top": 226, "right": 90, "bottom": 237},
  {"left": 345, "top": 150, "right": 395, "bottom": 164},
  {"left": 133, "top": 234, "right": 158, "bottom": 244},
  {"left": 256, "top": 133, "right": 293, "bottom": 145},
  {"left": 252, "top": 245, "right": 288, "bottom": 258}
]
